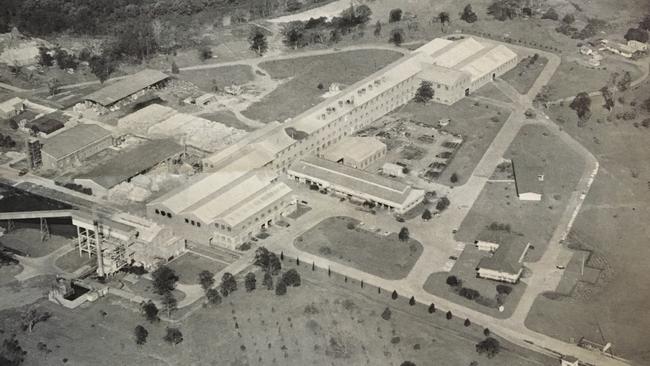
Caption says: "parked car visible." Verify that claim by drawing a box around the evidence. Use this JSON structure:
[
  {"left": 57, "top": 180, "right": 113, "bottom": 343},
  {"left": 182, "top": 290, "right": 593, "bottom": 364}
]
[
  {"left": 18, "top": 169, "right": 28, "bottom": 176},
  {"left": 448, "top": 256, "right": 458, "bottom": 260}
]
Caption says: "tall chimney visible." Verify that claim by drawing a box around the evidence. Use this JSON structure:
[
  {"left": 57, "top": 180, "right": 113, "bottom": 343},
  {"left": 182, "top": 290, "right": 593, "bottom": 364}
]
[{"left": 93, "top": 220, "right": 105, "bottom": 277}]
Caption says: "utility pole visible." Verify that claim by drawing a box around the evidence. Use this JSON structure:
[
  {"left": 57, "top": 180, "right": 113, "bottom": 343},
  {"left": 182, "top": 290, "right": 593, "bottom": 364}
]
[{"left": 94, "top": 220, "right": 105, "bottom": 278}]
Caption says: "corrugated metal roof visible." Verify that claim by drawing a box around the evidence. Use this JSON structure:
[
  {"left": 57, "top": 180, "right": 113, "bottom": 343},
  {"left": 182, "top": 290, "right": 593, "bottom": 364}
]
[
  {"left": 221, "top": 181, "right": 292, "bottom": 226},
  {"left": 323, "top": 136, "right": 386, "bottom": 163},
  {"left": 41, "top": 124, "right": 112, "bottom": 160},
  {"left": 430, "top": 38, "right": 485, "bottom": 68},
  {"left": 75, "top": 139, "right": 183, "bottom": 189},
  {"left": 84, "top": 69, "right": 169, "bottom": 107},
  {"left": 417, "top": 63, "right": 471, "bottom": 86}
]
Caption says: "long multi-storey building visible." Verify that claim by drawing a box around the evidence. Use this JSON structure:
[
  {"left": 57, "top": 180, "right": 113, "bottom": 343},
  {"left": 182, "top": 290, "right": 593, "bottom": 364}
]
[{"left": 156, "top": 37, "right": 516, "bottom": 249}]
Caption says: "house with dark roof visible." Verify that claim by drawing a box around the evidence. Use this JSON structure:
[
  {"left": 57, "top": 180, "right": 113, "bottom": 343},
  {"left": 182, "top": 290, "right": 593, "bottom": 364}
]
[
  {"left": 83, "top": 69, "right": 170, "bottom": 108},
  {"left": 74, "top": 139, "right": 184, "bottom": 197},
  {"left": 28, "top": 112, "right": 69, "bottom": 136},
  {"left": 40, "top": 124, "right": 113, "bottom": 170},
  {"left": 475, "top": 230, "right": 530, "bottom": 283}
]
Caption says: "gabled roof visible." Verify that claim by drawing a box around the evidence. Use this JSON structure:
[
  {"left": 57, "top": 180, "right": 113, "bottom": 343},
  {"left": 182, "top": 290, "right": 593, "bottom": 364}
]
[
  {"left": 477, "top": 241, "right": 529, "bottom": 275},
  {"left": 289, "top": 156, "right": 417, "bottom": 206},
  {"left": 512, "top": 153, "right": 544, "bottom": 195},
  {"left": 85, "top": 69, "right": 169, "bottom": 107},
  {"left": 430, "top": 38, "right": 485, "bottom": 68},
  {"left": 417, "top": 63, "right": 471, "bottom": 86},
  {"left": 458, "top": 44, "right": 517, "bottom": 81},
  {"left": 41, "top": 124, "right": 112, "bottom": 160}
]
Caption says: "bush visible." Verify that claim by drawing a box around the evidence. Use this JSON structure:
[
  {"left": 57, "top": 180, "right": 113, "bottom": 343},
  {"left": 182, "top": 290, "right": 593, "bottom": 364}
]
[
  {"left": 459, "top": 287, "right": 480, "bottom": 300},
  {"left": 450, "top": 172, "right": 458, "bottom": 183},
  {"left": 381, "top": 307, "right": 392, "bottom": 320},
  {"left": 496, "top": 284, "right": 512, "bottom": 295},
  {"left": 446, "top": 275, "right": 460, "bottom": 287},
  {"left": 389, "top": 9, "right": 403, "bottom": 23},
  {"left": 436, "top": 197, "right": 450, "bottom": 211},
  {"left": 476, "top": 337, "right": 500, "bottom": 358},
  {"left": 275, "top": 278, "right": 287, "bottom": 296}
]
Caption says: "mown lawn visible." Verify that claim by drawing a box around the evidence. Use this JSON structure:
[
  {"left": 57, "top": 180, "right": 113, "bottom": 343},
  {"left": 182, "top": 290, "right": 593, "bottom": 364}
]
[{"left": 243, "top": 49, "right": 403, "bottom": 123}]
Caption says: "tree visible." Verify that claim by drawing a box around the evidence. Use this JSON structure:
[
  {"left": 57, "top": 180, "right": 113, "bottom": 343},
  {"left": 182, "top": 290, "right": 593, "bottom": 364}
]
[
  {"left": 141, "top": 300, "right": 159, "bottom": 322},
  {"left": 464, "top": 318, "right": 471, "bottom": 327},
  {"left": 163, "top": 327, "right": 183, "bottom": 347},
  {"left": 249, "top": 28, "right": 268, "bottom": 56},
  {"left": 438, "top": 12, "right": 451, "bottom": 31},
  {"left": 21, "top": 308, "right": 50, "bottom": 333},
  {"left": 0, "top": 334, "right": 25, "bottom": 366},
  {"left": 541, "top": 8, "right": 559, "bottom": 21},
  {"left": 198, "top": 46, "right": 213, "bottom": 61},
  {"left": 398, "top": 227, "right": 410, "bottom": 242},
  {"left": 161, "top": 292, "right": 177, "bottom": 317},
  {"left": 414, "top": 81, "right": 434, "bottom": 103},
  {"left": 286, "top": 0, "right": 302, "bottom": 12},
  {"left": 450, "top": 172, "right": 459, "bottom": 183},
  {"left": 381, "top": 307, "right": 392, "bottom": 320},
  {"left": 374, "top": 21, "right": 382, "bottom": 37},
  {"left": 569, "top": 92, "right": 592, "bottom": 120},
  {"left": 436, "top": 197, "right": 450, "bottom": 211},
  {"left": 409, "top": 296, "right": 415, "bottom": 306},
  {"left": 47, "top": 78, "right": 60, "bottom": 96},
  {"left": 329, "top": 29, "right": 342, "bottom": 44},
  {"left": 562, "top": 14, "right": 575, "bottom": 25},
  {"left": 245, "top": 272, "right": 257, "bottom": 292},
  {"left": 37, "top": 47, "right": 54, "bottom": 67},
  {"left": 618, "top": 71, "right": 632, "bottom": 92},
  {"left": 624, "top": 28, "right": 649, "bottom": 43},
  {"left": 220, "top": 272, "right": 237, "bottom": 296},
  {"left": 171, "top": 61, "right": 179, "bottom": 74},
  {"left": 460, "top": 5, "right": 478, "bottom": 23},
  {"left": 422, "top": 209, "right": 432, "bottom": 221},
  {"left": 206, "top": 288, "right": 222, "bottom": 305},
  {"left": 446, "top": 310, "right": 453, "bottom": 320},
  {"left": 134, "top": 325, "right": 148, "bottom": 345},
  {"left": 476, "top": 337, "right": 500, "bottom": 358},
  {"left": 152, "top": 265, "right": 179, "bottom": 294},
  {"left": 640, "top": 15, "right": 650, "bottom": 31},
  {"left": 281, "top": 21, "right": 306, "bottom": 49},
  {"left": 198, "top": 270, "right": 215, "bottom": 291},
  {"left": 389, "top": 9, "right": 403, "bottom": 23},
  {"left": 352, "top": 5, "right": 373, "bottom": 24},
  {"left": 89, "top": 54, "right": 116, "bottom": 84},
  {"left": 275, "top": 278, "right": 287, "bottom": 295},
  {"left": 282, "top": 269, "right": 301, "bottom": 287},
  {"left": 391, "top": 290, "right": 398, "bottom": 299},
  {"left": 483, "top": 328, "right": 491, "bottom": 336},
  {"left": 262, "top": 271, "right": 274, "bottom": 290},
  {"left": 642, "top": 97, "right": 650, "bottom": 113},
  {"left": 487, "top": 1, "right": 518, "bottom": 21},
  {"left": 428, "top": 303, "right": 436, "bottom": 313},
  {"left": 600, "top": 86, "right": 614, "bottom": 111},
  {"left": 389, "top": 28, "right": 404, "bottom": 46}
]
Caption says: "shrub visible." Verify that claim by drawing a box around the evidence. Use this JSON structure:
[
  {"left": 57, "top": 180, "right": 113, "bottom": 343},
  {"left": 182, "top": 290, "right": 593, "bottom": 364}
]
[
  {"left": 450, "top": 172, "right": 459, "bottom": 183},
  {"left": 459, "top": 287, "right": 480, "bottom": 300},
  {"left": 409, "top": 296, "right": 415, "bottom": 306},
  {"left": 389, "top": 9, "right": 403, "bottom": 23},
  {"left": 428, "top": 303, "right": 435, "bottom": 313},
  {"left": 446, "top": 311, "right": 452, "bottom": 320},
  {"left": 446, "top": 275, "right": 460, "bottom": 287},
  {"left": 476, "top": 337, "right": 500, "bottom": 358},
  {"left": 464, "top": 318, "right": 471, "bottom": 327},
  {"left": 381, "top": 307, "right": 392, "bottom": 320},
  {"left": 436, "top": 197, "right": 450, "bottom": 211},
  {"left": 496, "top": 284, "right": 513, "bottom": 295},
  {"left": 392, "top": 290, "right": 398, "bottom": 299},
  {"left": 275, "top": 279, "right": 287, "bottom": 295}
]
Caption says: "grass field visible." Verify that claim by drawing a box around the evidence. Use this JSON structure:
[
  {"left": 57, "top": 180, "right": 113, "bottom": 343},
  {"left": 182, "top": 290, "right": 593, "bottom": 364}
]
[
  {"left": 294, "top": 216, "right": 422, "bottom": 280},
  {"left": 243, "top": 49, "right": 403, "bottom": 123},
  {"left": 472, "top": 82, "right": 512, "bottom": 103},
  {"left": 200, "top": 110, "right": 255, "bottom": 131},
  {"left": 167, "top": 252, "right": 228, "bottom": 285},
  {"left": 0, "top": 229, "right": 71, "bottom": 258},
  {"left": 399, "top": 98, "right": 510, "bottom": 186},
  {"left": 546, "top": 57, "right": 642, "bottom": 100},
  {"left": 177, "top": 65, "right": 255, "bottom": 92},
  {"left": 455, "top": 124, "right": 584, "bottom": 262},
  {"left": 525, "top": 80, "right": 650, "bottom": 365},
  {"left": 501, "top": 55, "right": 549, "bottom": 95},
  {"left": 0, "top": 261, "right": 556, "bottom": 366}
]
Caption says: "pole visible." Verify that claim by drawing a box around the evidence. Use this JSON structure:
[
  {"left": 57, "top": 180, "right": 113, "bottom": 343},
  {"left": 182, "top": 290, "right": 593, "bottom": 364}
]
[{"left": 94, "top": 221, "right": 105, "bottom": 277}]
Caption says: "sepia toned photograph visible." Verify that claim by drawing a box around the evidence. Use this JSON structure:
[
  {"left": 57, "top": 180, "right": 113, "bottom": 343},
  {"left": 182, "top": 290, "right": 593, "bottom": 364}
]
[{"left": 0, "top": 0, "right": 648, "bottom": 365}]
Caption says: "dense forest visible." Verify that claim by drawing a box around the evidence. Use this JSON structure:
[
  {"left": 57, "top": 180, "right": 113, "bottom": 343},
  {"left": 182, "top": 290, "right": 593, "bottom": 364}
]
[{"left": 0, "top": 0, "right": 288, "bottom": 36}]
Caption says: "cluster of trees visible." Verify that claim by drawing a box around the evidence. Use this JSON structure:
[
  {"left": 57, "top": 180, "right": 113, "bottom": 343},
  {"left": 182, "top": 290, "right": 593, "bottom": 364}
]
[
  {"left": 254, "top": 247, "right": 301, "bottom": 296},
  {"left": 476, "top": 337, "right": 501, "bottom": 358},
  {"left": 436, "top": 196, "right": 450, "bottom": 212},
  {"left": 570, "top": 92, "right": 592, "bottom": 122},
  {"left": 0, "top": 0, "right": 254, "bottom": 36},
  {"left": 624, "top": 15, "right": 650, "bottom": 43},
  {"left": 0, "top": 134, "right": 17, "bottom": 149},
  {"left": 280, "top": 4, "right": 372, "bottom": 49},
  {"left": 0, "top": 335, "right": 25, "bottom": 366}
]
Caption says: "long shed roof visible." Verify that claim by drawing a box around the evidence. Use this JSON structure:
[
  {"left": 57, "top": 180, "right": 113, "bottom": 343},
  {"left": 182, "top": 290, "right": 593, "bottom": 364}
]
[
  {"left": 41, "top": 124, "right": 112, "bottom": 160},
  {"left": 84, "top": 69, "right": 169, "bottom": 107}
]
